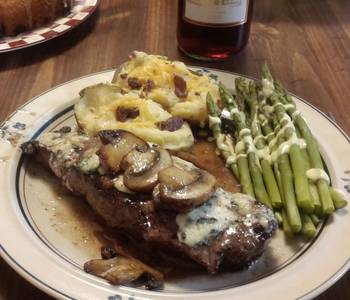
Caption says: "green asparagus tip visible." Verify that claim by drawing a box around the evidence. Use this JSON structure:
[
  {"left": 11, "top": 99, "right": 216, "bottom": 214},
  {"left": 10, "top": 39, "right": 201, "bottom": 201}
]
[
  {"left": 206, "top": 93, "right": 217, "bottom": 112},
  {"left": 218, "top": 83, "right": 235, "bottom": 107},
  {"left": 262, "top": 63, "right": 273, "bottom": 81}
]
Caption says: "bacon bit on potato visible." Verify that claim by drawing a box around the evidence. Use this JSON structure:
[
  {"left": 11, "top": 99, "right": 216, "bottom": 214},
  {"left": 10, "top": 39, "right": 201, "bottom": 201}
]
[
  {"left": 116, "top": 107, "right": 139, "bottom": 122},
  {"left": 128, "top": 77, "right": 142, "bottom": 89},
  {"left": 174, "top": 75, "right": 188, "bottom": 98}
]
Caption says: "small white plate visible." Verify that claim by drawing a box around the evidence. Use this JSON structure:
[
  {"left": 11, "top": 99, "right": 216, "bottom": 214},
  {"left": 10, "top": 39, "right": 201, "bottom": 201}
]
[
  {"left": 0, "top": 69, "right": 349, "bottom": 300},
  {"left": 0, "top": 0, "right": 99, "bottom": 53}
]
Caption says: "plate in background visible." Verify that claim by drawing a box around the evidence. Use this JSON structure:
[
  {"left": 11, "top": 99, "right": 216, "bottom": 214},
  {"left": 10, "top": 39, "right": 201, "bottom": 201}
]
[{"left": 0, "top": 0, "right": 99, "bottom": 53}]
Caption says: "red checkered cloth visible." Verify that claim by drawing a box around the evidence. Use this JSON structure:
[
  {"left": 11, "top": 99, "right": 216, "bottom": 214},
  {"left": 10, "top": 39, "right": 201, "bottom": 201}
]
[{"left": 0, "top": 0, "right": 99, "bottom": 53}]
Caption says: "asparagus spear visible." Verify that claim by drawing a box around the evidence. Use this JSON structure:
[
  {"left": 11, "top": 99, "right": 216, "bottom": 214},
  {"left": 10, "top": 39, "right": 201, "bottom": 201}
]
[
  {"left": 309, "top": 184, "right": 322, "bottom": 216},
  {"left": 219, "top": 85, "right": 256, "bottom": 198},
  {"left": 262, "top": 67, "right": 314, "bottom": 213},
  {"left": 259, "top": 115, "right": 302, "bottom": 232},
  {"left": 301, "top": 213, "right": 317, "bottom": 238},
  {"left": 310, "top": 214, "right": 321, "bottom": 226},
  {"left": 234, "top": 77, "right": 247, "bottom": 112},
  {"left": 245, "top": 82, "right": 282, "bottom": 208},
  {"left": 213, "top": 66, "right": 345, "bottom": 237},
  {"left": 295, "top": 126, "right": 323, "bottom": 215},
  {"left": 259, "top": 117, "right": 284, "bottom": 203},
  {"left": 282, "top": 209, "right": 293, "bottom": 237},
  {"left": 268, "top": 100, "right": 314, "bottom": 213},
  {"left": 330, "top": 188, "right": 348, "bottom": 209},
  {"left": 275, "top": 211, "right": 283, "bottom": 226},
  {"left": 225, "top": 79, "right": 271, "bottom": 208},
  {"left": 238, "top": 157, "right": 255, "bottom": 198},
  {"left": 206, "top": 93, "right": 240, "bottom": 179},
  {"left": 248, "top": 153, "right": 272, "bottom": 208},
  {"left": 278, "top": 138, "right": 302, "bottom": 232},
  {"left": 274, "top": 79, "right": 335, "bottom": 214}
]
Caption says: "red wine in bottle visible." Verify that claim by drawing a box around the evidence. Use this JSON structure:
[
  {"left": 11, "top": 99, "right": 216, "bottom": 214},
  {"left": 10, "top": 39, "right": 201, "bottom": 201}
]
[{"left": 177, "top": 0, "right": 254, "bottom": 61}]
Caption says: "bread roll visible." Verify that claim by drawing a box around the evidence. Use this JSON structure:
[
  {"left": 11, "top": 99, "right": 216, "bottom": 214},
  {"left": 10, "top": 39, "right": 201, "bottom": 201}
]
[{"left": 0, "top": 0, "right": 73, "bottom": 37}]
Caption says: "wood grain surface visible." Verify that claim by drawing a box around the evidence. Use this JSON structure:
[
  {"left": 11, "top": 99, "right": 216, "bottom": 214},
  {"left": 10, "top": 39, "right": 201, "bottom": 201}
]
[{"left": 0, "top": 0, "right": 349, "bottom": 299}]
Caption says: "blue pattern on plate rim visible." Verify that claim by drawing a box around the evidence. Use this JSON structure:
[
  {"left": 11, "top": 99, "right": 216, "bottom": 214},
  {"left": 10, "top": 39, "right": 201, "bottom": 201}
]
[
  {"left": 108, "top": 295, "right": 137, "bottom": 300},
  {"left": 0, "top": 121, "right": 27, "bottom": 147},
  {"left": 342, "top": 170, "right": 350, "bottom": 193},
  {"left": 194, "top": 67, "right": 219, "bottom": 81}
]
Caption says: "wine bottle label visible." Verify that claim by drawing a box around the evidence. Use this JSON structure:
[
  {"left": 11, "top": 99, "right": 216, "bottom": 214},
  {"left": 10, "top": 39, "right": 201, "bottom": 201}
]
[{"left": 184, "top": 0, "right": 249, "bottom": 27}]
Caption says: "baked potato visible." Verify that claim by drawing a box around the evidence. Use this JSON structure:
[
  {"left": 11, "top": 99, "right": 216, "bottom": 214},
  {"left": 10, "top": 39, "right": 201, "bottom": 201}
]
[
  {"left": 112, "top": 51, "right": 220, "bottom": 126},
  {"left": 74, "top": 83, "right": 194, "bottom": 150}
]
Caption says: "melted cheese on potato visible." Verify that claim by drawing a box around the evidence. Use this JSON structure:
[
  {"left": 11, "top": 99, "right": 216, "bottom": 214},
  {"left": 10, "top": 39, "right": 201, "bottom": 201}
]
[
  {"left": 112, "top": 51, "right": 220, "bottom": 126},
  {"left": 75, "top": 84, "right": 194, "bottom": 150}
]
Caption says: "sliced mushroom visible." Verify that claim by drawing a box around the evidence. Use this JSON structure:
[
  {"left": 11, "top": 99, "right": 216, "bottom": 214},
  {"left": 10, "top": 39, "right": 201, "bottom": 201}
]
[
  {"left": 157, "top": 166, "right": 216, "bottom": 212},
  {"left": 158, "top": 166, "right": 197, "bottom": 190},
  {"left": 98, "top": 130, "right": 148, "bottom": 172},
  {"left": 84, "top": 256, "right": 163, "bottom": 289},
  {"left": 122, "top": 147, "right": 173, "bottom": 192}
]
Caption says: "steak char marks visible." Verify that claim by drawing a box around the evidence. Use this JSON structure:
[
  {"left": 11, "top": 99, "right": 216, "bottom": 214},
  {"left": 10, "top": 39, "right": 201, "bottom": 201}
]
[{"left": 21, "top": 128, "right": 277, "bottom": 274}]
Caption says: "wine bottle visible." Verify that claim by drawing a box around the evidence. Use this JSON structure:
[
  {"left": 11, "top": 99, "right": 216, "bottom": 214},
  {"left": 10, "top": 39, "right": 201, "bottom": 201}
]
[{"left": 177, "top": 0, "right": 254, "bottom": 61}]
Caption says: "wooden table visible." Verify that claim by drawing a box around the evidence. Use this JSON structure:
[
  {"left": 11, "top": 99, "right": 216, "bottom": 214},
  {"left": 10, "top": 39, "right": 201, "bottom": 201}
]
[{"left": 0, "top": 0, "right": 349, "bottom": 299}]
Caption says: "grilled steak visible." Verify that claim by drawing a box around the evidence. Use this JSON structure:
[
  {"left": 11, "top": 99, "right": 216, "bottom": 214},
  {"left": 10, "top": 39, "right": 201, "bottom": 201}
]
[{"left": 21, "top": 128, "right": 277, "bottom": 274}]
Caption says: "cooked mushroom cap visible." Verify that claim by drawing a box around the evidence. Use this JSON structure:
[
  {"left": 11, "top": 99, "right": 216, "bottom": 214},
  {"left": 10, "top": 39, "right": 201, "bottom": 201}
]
[
  {"left": 84, "top": 256, "right": 163, "bottom": 288},
  {"left": 121, "top": 147, "right": 159, "bottom": 174},
  {"left": 122, "top": 147, "right": 173, "bottom": 192},
  {"left": 158, "top": 166, "right": 216, "bottom": 212},
  {"left": 98, "top": 130, "right": 148, "bottom": 172}
]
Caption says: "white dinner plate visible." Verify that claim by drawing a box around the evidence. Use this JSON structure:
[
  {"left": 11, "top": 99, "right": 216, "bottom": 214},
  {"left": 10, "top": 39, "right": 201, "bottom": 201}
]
[
  {"left": 0, "top": 69, "right": 349, "bottom": 300},
  {"left": 0, "top": 0, "right": 99, "bottom": 53}
]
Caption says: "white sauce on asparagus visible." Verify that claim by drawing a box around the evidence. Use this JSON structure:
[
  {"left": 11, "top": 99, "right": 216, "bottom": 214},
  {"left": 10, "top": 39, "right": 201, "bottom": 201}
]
[
  {"left": 253, "top": 134, "right": 266, "bottom": 144},
  {"left": 208, "top": 116, "right": 221, "bottom": 129},
  {"left": 273, "top": 102, "right": 285, "bottom": 111},
  {"left": 284, "top": 103, "right": 295, "bottom": 110},
  {"left": 292, "top": 110, "right": 302, "bottom": 121},
  {"left": 270, "top": 135, "right": 306, "bottom": 163},
  {"left": 243, "top": 135, "right": 256, "bottom": 154},
  {"left": 236, "top": 153, "right": 248, "bottom": 160},
  {"left": 256, "top": 146, "right": 270, "bottom": 161},
  {"left": 262, "top": 78, "right": 275, "bottom": 98},
  {"left": 215, "top": 134, "right": 237, "bottom": 167},
  {"left": 251, "top": 119, "right": 260, "bottom": 135},
  {"left": 263, "top": 105, "right": 275, "bottom": 117},
  {"left": 230, "top": 108, "right": 246, "bottom": 123},
  {"left": 216, "top": 133, "right": 231, "bottom": 153},
  {"left": 239, "top": 128, "right": 251, "bottom": 139},
  {"left": 306, "top": 168, "right": 330, "bottom": 185},
  {"left": 235, "top": 140, "right": 245, "bottom": 154},
  {"left": 266, "top": 112, "right": 307, "bottom": 162},
  {"left": 230, "top": 107, "right": 240, "bottom": 116},
  {"left": 226, "top": 155, "right": 237, "bottom": 166},
  {"left": 211, "top": 86, "right": 309, "bottom": 169}
]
